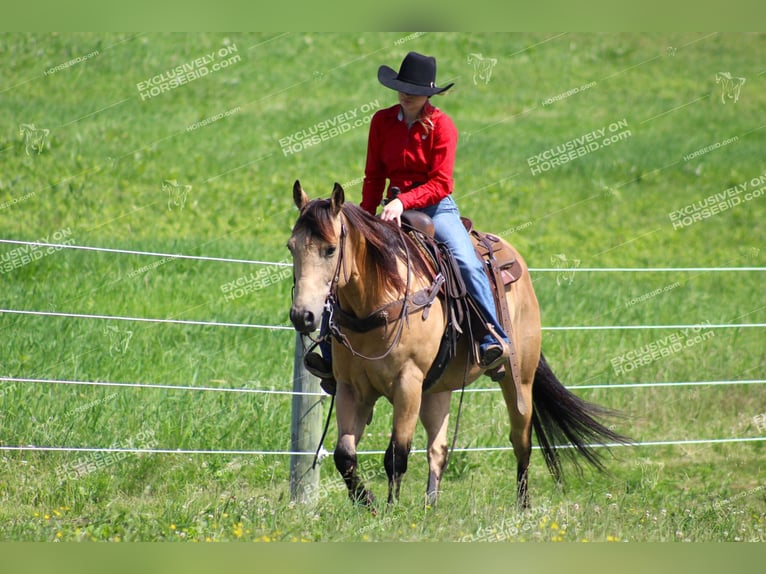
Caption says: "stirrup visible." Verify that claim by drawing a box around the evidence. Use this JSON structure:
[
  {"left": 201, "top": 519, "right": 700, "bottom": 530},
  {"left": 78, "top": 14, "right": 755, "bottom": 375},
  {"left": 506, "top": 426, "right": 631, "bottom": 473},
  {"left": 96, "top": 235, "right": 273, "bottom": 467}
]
[{"left": 479, "top": 340, "right": 509, "bottom": 371}]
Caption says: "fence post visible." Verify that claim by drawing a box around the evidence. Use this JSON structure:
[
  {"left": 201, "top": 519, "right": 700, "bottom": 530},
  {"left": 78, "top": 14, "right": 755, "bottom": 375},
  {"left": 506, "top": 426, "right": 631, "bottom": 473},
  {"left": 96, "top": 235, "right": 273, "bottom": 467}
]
[{"left": 290, "top": 332, "right": 324, "bottom": 503}]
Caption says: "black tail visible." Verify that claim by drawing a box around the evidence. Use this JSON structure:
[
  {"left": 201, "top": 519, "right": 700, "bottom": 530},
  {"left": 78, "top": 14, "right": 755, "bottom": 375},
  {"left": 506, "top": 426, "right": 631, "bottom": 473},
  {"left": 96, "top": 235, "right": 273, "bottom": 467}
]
[{"left": 531, "top": 352, "right": 631, "bottom": 482}]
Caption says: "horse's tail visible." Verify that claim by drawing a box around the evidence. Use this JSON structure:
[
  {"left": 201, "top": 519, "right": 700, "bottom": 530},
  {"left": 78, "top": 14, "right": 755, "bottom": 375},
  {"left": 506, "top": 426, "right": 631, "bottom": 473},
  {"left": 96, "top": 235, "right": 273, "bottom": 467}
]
[{"left": 531, "top": 352, "right": 631, "bottom": 482}]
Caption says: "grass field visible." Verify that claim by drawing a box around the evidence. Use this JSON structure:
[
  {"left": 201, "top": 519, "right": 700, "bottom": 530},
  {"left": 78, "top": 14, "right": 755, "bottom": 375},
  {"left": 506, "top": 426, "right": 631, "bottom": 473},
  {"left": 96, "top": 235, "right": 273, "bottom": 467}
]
[{"left": 0, "top": 32, "right": 764, "bottom": 542}]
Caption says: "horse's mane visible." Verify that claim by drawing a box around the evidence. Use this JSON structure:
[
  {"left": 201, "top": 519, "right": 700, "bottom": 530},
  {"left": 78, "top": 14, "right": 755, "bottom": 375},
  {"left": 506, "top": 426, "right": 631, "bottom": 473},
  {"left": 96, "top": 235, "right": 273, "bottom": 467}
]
[{"left": 293, "top": 200, "right": 434, "bottom": 300}]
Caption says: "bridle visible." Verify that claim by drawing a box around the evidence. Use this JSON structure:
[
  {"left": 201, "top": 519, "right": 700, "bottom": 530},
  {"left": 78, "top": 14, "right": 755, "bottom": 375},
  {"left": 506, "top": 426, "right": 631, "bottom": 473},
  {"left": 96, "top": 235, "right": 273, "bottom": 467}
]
[{"left": 322, "top": 212, "right": 414, "bottom": 362}]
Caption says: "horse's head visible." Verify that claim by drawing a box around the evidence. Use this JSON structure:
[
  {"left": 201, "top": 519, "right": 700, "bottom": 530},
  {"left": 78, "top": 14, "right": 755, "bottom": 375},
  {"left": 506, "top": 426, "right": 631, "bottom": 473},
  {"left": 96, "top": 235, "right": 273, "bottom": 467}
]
[{"left": 287, "top": 180, "right": 345, "bottom": 333}]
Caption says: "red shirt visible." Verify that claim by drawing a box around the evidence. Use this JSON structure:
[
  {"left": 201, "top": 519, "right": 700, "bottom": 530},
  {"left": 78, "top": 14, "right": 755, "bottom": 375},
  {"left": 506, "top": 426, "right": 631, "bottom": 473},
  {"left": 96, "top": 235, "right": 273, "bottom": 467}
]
[{"left": 361, "top": 101, "right": 458, "bottom": 215}]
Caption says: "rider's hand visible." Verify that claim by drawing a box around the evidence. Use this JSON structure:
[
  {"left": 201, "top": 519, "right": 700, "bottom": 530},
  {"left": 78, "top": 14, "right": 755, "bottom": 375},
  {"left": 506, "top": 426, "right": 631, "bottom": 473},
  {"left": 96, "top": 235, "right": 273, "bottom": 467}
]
[{"left": 380, "top": 198, "right": 404, "bottom": 226}]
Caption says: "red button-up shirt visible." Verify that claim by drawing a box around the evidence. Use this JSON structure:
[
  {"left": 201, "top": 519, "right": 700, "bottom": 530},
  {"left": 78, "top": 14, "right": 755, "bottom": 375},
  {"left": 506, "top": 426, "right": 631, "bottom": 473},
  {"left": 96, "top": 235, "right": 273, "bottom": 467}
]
[{"left": 360, "top": 101, "right": 458, "bottom": 215}]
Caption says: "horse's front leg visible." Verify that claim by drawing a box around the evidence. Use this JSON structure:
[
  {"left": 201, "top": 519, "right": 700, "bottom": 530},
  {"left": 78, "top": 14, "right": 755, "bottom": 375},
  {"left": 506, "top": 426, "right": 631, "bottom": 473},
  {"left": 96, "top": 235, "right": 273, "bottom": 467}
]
[
  {"left": 419, "top": 391, "right": 451, "bottom": 507},
  {"left": 334, "top": 382, "right": 376, "bottom": 510},
  {"left": 385, "top": 368, "right": 423, "bottom": 504}
]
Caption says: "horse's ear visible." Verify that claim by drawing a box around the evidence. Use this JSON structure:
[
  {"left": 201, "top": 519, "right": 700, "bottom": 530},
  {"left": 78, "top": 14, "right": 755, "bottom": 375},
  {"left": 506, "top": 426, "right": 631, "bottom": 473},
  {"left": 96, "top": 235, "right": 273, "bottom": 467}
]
[
  {"left": 293, "top": 180, "right": 309, "bottom": 210},
  {"left": 330, "top": 182, "right": 345, "bottom": 215}
]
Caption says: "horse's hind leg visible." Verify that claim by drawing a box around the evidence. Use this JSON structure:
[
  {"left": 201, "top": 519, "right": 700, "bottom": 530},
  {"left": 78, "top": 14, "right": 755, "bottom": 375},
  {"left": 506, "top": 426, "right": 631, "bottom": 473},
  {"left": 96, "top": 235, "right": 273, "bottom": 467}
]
[
  {"left": 498, "top": 370, "right": 534, "bottom": 509},
  {"left": 419, "top": 391, "right": 451, "bottom": 506},
  {"left": 334, "top": 382, "right": 376, "bottom": 510}
]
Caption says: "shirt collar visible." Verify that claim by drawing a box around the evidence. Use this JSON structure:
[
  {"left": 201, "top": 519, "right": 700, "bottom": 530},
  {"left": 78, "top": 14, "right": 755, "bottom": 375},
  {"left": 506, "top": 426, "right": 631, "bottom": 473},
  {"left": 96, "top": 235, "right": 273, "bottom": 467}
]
[{"left": 396, "top": 100, "right": 437, "bottom": 123}]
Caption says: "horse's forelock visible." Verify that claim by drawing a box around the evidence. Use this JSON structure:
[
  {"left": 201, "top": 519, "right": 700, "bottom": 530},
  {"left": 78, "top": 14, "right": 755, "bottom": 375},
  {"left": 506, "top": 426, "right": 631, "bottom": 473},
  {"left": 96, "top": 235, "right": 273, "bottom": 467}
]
[{"left": 293, "top": 199, "right": 337, "bottom": 243}]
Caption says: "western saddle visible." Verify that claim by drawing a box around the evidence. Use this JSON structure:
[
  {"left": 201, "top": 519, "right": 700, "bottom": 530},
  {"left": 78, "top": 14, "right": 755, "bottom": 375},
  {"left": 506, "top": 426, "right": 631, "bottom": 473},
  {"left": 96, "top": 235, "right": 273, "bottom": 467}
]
[{"left": 399, "top": 209, "right": 523, "bottom": 392}]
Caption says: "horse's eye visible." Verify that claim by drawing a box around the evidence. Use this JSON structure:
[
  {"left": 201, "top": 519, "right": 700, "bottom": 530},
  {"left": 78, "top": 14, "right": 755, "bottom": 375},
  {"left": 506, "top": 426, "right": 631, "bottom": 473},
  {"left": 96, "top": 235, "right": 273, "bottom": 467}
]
[{"left": 324, "top": 246, "right": 337, "bottom": 258}]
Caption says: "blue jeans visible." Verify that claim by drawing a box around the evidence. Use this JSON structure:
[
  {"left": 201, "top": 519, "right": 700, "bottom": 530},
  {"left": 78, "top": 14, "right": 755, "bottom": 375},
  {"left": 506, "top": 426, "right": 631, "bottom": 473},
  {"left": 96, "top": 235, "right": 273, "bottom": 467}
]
[{"left": 418, "top": 195, "right": 508, "bottom": 345}]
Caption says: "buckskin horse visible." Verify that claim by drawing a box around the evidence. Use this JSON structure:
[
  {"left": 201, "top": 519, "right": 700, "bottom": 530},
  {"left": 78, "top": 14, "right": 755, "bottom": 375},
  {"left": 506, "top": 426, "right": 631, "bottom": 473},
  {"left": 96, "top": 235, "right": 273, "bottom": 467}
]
[{"left": 288, "top": 180, "right": 627, "bottom": 510}]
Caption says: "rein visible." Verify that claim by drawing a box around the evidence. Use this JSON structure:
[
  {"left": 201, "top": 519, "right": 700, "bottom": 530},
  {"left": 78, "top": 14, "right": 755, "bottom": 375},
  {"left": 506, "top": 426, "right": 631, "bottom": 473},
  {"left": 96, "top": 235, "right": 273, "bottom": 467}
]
[{"left": 325, "top": 214, "right": 420, "bottom": 362}]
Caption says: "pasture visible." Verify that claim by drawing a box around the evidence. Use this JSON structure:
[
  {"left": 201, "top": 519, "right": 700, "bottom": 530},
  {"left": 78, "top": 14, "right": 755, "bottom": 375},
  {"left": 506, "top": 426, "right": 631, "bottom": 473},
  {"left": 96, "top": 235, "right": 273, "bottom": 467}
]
[{"left": 0, "top": 32, "right": 764, "bottom": 542}]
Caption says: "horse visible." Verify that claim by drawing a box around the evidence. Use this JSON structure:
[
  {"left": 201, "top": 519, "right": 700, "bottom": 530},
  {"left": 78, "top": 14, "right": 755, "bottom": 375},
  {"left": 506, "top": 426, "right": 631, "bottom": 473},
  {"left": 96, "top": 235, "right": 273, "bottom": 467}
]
[{"left": 288, "top": 180, "right": 627, "bottom": 510}]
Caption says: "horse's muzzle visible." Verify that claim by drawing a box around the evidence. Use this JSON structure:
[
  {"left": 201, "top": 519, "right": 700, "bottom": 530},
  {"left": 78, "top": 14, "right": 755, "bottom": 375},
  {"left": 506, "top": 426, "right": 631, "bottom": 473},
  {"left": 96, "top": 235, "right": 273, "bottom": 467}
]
[{"left": 290, "top": 307, "right": 318, "bottom": 334}]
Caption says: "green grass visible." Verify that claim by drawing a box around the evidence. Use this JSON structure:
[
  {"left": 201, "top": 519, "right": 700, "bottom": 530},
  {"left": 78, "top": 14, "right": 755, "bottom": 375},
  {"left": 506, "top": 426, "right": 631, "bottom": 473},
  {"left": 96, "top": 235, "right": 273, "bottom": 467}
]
[{"left": 0, "top": 32, "right": 764, "bottom": 542}]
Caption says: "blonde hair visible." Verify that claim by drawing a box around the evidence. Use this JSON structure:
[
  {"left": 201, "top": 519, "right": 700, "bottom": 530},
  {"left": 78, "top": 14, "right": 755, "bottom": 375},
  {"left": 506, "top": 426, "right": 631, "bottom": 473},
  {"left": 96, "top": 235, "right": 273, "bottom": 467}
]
[{"left": 417, "top": 105, "right": 435, "bottom": 136}]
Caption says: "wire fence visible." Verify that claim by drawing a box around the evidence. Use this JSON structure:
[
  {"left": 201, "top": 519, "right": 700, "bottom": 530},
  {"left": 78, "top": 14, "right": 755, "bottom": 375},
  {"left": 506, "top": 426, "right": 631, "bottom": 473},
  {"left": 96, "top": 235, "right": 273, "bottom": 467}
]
[
  {"left": 2, "top": 237, "right": 764, "bottom": 272},
  {"left": 1, "top": 236, "right": 765, "bottom": 458},
  {"left": 2, "top": 436, "right": 765, "bottom": 457},
  {"left": 2, "top": 375, "right": 765, "bottom": 396}
]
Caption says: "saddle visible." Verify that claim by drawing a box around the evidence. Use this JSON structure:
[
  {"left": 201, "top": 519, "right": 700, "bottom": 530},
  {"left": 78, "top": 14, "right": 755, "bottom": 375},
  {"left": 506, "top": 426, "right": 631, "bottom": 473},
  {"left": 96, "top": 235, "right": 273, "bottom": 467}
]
[{"left": 400, "top": 211, "right": 523, "bottom": 392}]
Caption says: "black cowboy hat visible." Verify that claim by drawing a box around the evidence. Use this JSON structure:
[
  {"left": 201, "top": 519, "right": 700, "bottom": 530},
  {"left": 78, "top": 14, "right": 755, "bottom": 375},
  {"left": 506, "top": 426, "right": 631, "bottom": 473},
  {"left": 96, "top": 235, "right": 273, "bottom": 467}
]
[{"left": 378, "top": 51, "right": 454, "bottom": 96}]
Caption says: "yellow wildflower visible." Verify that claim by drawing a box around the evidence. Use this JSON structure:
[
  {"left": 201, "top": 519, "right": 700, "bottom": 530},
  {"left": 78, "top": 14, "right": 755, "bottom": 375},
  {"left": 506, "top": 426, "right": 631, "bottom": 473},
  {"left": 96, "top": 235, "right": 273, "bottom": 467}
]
[{"left": 232, "top": 522, "right": 244, "bottom": 539}]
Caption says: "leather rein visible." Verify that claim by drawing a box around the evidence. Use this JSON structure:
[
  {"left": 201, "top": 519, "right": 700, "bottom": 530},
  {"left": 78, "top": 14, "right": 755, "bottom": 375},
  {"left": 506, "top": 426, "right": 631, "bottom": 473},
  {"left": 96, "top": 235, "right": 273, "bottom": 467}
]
[{"left": 323, "top": 214, "right": 443, "bottom": 361}]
